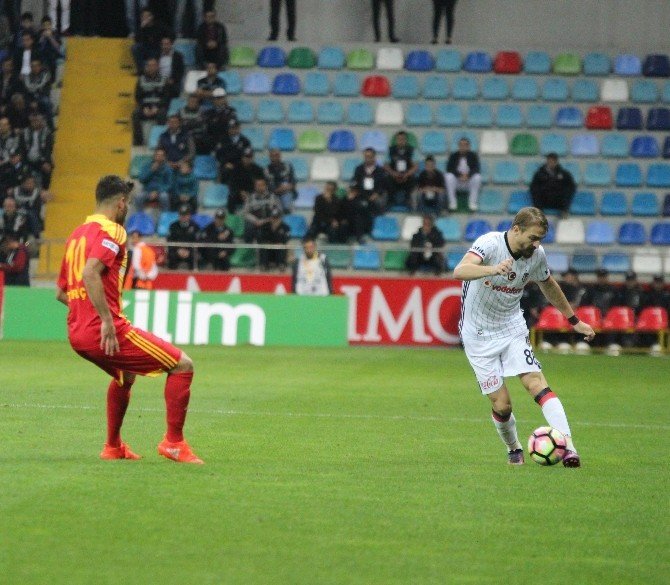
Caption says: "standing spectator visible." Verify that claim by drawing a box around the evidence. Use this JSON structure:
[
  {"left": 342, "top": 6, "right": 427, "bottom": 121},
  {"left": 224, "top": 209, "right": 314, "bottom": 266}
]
[
  {"left": 158, "top": 114, "right": 195, "bottom": 170},
  {"left": 530, "top": 153, "right": 576, "bottom": 218},
  {"left": 196, "top": 9, "right": 229, "bottom": 68},
  {"left": 131, "top": 9, "right": 169, "bottom": 74},
  {"left": 135, "top": 147, "right": 173, "bottom": 210},
  {"left": 12, "top": 13, "right": 37, "bottom": 52},
  {"left": 371, "top": 0, "right": 399, "bottom": 42},
  {"left": 13, "top": 31, "right": 40, "bottom": 78},
  {"left": 227, "top": 148, "right": 265, "bottom": 214},
  {"left": 216, "top": 118, "right": 251, "bottom": 181},
  {"left": 174, "top": 0, "right": 203, "bottom": 38},
  {"left": 308, "top": 180, "right": 342, "bottom": 243},
  {"left": 258, "top": 208, "right": 289, "bottom": 270},
  {"left": 446, "top": 137, "right": 481, "bottom": 212},
  {"left": 36, "top": 16, "right": 63, "bottom": 80},
  {"left": 200, "top": 87, "right": 236, "bottom": 153},
  {"left": 431, "top": 0, "right": 458, "bottom": 44},
  {"left": 412, "top": 155, "right": 446, "bottom": 213},
  {"left": 0, "top": 58, "right": 25, "bottom": 106},
  {"left": 158, "top": 36, "right": 185, "bottom": 99},
  {"left": 170, "top": 159, "right": 198, "bottom": 212},
  {"left": 0, "top": 196, "right": 30, "bottom": 242},
  {"left": 124, "top": 230, "right": 158, "bottom": 290},
  {"left": 131, "top": 57, "right": 168, "bottom": 146},
  {"left": 339, "top": 183, "right": 372, "bottom": 244},
  {"left": 0, "top": 13, "right": 10, "bottom": 60},
  {"left": 124, "top": 0, "right": 149, "bottom": 37},
  {"left": 198, "top": 208, "right": 233, "bottom": 270},
  {"left": 406, "top": 214, "right": 444, "bottom": 275},
  {"left": 71, "top": 0, "right": 101, "bottom": 36},
  {"left": 11, "top": 172, "right": 51, "bottom": 232},
  {"left": 22, "top": 112, "right": 53, "bottom": 188},
  {"left": 292, "top": 236, "right": 333, "bottom": 295},
  {"left": 353, "top": 148, "right": 388, "bottom": 216},
  {"left": 243, "top": 176, "right": 282, "bottom": 242},
  {"left": 265, "top": 148, "right": 296, "bottom": 213},
  {"left": 167, "top": 204, "right": 199, "bottom": 269},
  {"left": 0, "top": 231, "right": 29, "bottom": 285},
  {"left": 22, "top": 58, "right": 52, "bottom": 123},
  {"left": 384, "top": 131, "right": 417, "bottom": 209},
  {"left": 268, "top": 0, "right": 296, "bottom": 42}
]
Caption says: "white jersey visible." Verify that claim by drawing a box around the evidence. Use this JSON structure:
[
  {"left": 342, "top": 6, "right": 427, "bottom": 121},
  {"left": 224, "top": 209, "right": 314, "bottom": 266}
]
[
  {"left": 293, "top": 254, "right": 331, "bottom": 296},
  {"left": 459, "top": 231, "right": 550, "bottom": 341}
]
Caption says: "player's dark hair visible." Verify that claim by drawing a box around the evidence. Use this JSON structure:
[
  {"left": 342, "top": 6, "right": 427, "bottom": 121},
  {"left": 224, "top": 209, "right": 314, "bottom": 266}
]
[
  {"left": 96, "top": 175, "right": 133, "bottom": 204},
  {"left": 513, "top": 207, "right": 549, "bottom": 233},
  {"left": 302, "top": 235, "right": 315, "bottom": 245}
]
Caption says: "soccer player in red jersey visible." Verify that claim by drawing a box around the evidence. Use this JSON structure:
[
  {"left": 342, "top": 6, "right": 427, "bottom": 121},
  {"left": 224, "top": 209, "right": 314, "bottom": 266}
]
[{"left": 56, "top": 175, "right": 203, "bottom": 464}]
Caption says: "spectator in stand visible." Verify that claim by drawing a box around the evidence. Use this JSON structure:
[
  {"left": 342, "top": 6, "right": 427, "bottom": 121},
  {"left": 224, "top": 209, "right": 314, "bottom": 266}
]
[
  {"left": 11, "top": 13, "right": 36, "bottom": 51},
  {"left": 36, "top": 16, "right": 63, "bottom": 80},
  {"left": 258, "top": 208, "right": 289, "bottom": 271},
  {"left": 643, "top": 275, "right": 670, "bottom": 311},
  {"left": 22, "top": 58, "right": 53, "bottom": 124},
  {"left": 158, "top": 36, "right": 185, "bottom": 99},
  {"left": 243, "top": 176, "right": 282, "bottom": 240},
  {"left": 339, "top": 183, "right": 372, "bottom": 244},
  {"left": 0, "top": 116, "right": 20, "bottom": 177},
  {"left": 45, "top": 1, "right": 70, "bottom": 36},
  {"left": 611, "top": 270, "right": 644, "bottom": 349},
  {"left": 371, "top": 0, "right": 399, "bottom": 43},
  {"left": 22, "top": 113, "right": 53, "bottom": 188},
  {"left": 445, "top": 137, "right": 481, "bottom": 212},
  {"left": 2, "top": 148, "right": 30, "bottom": 190},
  {"left": 0, "top": 13, "right": 10, "bottom": 56},
  {"left": 530, "top": 153, "right": 576, "bottom": 218},
  {"left": 167, "top": 204, "right": 199, "bottom": 269},
  {"left": 412, "top": 155, "right": 446, "bottom": 213},
  {"left": 132, "top": 8, "right": 169, "bottom": 75},
  {"left": 0, "top": 231, "right": 29, "bottom": 285},
  {"left": 179, "top": 93, "right": 205, "bottom": 141},
  {"left": 135, "top": 147, "right": 173, "bottom": 211},
  {"left": 406, "top": 214, "right": 444, "bottom": 276},
  {"left": 158, "top": 114, "right": 195, "bottom": 170},
  {"left": 292, "top": 236, "right": 333, "bottom": 295},
  {"left": 170, "top": 159, "right": 198, "bottom": 212},
  {"left": 580, "top": 268, "right": 615, "bottom": 349},
  {"left": 199, "top": 208, "right": 233, "bottom": 270},
  {"left": 353, "top": 147, "right": 388, "bottom": 216},
  {"left": 13, "top": 31, "right": 40, "bottom": 78},
  {"left": 431, "top": 0, "right": 458, "bottom": 44},
  {"left": 196, "top": 9, "right": 228, "bottom": 68},
  {"left": 123, "top": 230, "right": 158, "bottom": 290},
  {"left": 217, "top": 118, "right": 251, "bottom": 182},
  {"left": 266, "top": 148, "right": 296, "bottom": 213},
  {"left": 227, "top": 148, "right": 265, "bottom": 214},
  {"left": 131, "top": 57, "right": 168, "bottom": 146},
  {"left": 11, "top": 173, "right": 51, "bottom": 232},
  {"left": 6, "top": 93, "right": 29, "bottom": 132},
  {"left": 0, "top": 196, "right": 30, "bottom": 242},
  {"left": 384, "top": 131, "right": 417, "bottom": 209},
  {"left": 175, "top": 0, "right": 203, "bottom": 39},
  {"left": 560, "top": 268, "right": 586, "bottom": 309},
  {"left": 196, "top": 61, "right": 225, "bottom": 103},
  {"left": 520, "top": 282, "right": 546, "bottom": 330},
  {"left": 200, "top": 87, "right": 236, "bottom": 154},
  {"left": 0, "top": 58, "right": 25, "bottom": 106},
  {"left": 124, "top": 0, "right": 149, "bottom": 38},
  {"left": 268, "top": 0, "right": 296, "bottom": 42},
  {"left": 308, "top": 180, "right": 342, "bottom": 243}
]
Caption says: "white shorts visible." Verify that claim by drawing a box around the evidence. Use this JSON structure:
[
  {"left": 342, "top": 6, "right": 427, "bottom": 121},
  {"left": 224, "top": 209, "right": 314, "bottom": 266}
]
[{"left": 462, "top": 332, "right": 542, "bottom": 395}]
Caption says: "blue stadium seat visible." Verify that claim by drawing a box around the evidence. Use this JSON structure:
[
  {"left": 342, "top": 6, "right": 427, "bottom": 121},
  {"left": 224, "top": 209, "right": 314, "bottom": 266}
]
[
  {"left": 570, "top": 191, "right": 596, "bottom": 215},
  {"left": 435, "top": 217, "right": 461, "bottom": 242},
  {"left": 630, "top": 135, "right": 660, "bottom": 158},
  {"left": 507, "top": 190, "right": 531, "bottom": 213},
  {"left": 333, "top": 72, "right": 360, "bottom": 96},
  {"left": 646, "top": 107, "right": 670, "bottom": 130},
  {"left": 542, "top": 78, "right": 569, "bottom": 101},
  {"left": 318, "top": 46, "right": 345, "bottom": 69},
  {"left": 347, "top": 102, "right": 374, "bottom": 125},
  {"left": 571, "top": 79, "right": 599, "bottom": 102},
  {"left": 435, "top": 104, "right": 462, "bottom": 127},
  {"left": 423, "top": 75, "right": 449, "bottom": 99},
  {"left": 446, "top": 246, "right": 469, "bottom": 270},
  {"left": 496, "top": 104, "right": 523, "bottom": 127},
  {"left": 392, "top": 75, "right": 420, "bottom": 98},
  {"left": 353, "top": 246, "right": 381, "bottom": 270},
  {"left": 341, "top": 157, "right": 359, "bottom": 181},
  {"left": 360, "top": 130, "right": 388, "bottom": 152},
  {"left": 555, "top": 106, "right": 583, "bottom": 128},
  {"left": 582, "top": 52, "right": 610, "bottom": 76},
  {"left": 663, "top": 82, "right": 670, "bottom": 103},
  {"left": 202, "top": 184, "right": 229, "bottom": 208},
  {"left": 294, "top": 184, "right": 320, "bottom": 208},
  {"left": 288, "top": 100, "right": 315, "bottom": 123},
  {"left": 571, "top": 134, "right": 599, "bottom": 157},
  {"left": 511, "top": 78, "right": 538, "bottom": 100},
  {"left": 583, "top": 162, "right": 611, "bottom": 186},
  {"left": 193, "top": 155, "right": 217, "bottom": 180},
  {"left": 464, "top": 220, "right": 493, "bottom": 241},
  {"left": 174, "top": 41, "right": 196, "bottom": 67},
  {"left": 420, "top": 131, "right": 447, "bottom": 155},
  {"left": 496, "top": 219, "right": 512, "bottom": 232},
  {"left": 304, "top": 71, "right": 330, "bottom": 96},
  {"left": 632, "top": 192, "right": 660, "bottom": 216},
  {"left": 328, "top": 130, "right": 356, "bottom": 152},
  {"left": 571, "top": 250, "right": 599, "bottom": 273},
  {"left": 614, "top": 54, "right": 642, "bottom": 76},
  {"left": 600, "top": 191, "right": 628, "bottom": 216},
  {"left": 463, "top": 51, "right": 492, "bottom": 72},
  {"left": 286, "top": 157, "right": 308, "bottom": 182},
  {"left": 257, "top": 46, "right": 286, "bottom": 68},
  {"left": 524, "top": 161, "right": 541, "bottom": 184},
  {"left": 481, "top": 77, "right": 509, "bottom": 100},
  {"left": 245, "top": 127, "right": 266, "bottom": 151},
  {"left": 450, "top": 131, "right": 478, "bottom": 151},
  {"left": 650, "top": 223, "right": 670, "bottom": 245},
  {"left": 243, "top": 72, "right": 271, "bottom": 94},
  {"left": 601, "top": 134, "right": 629, "bottom": 158},
  {"left": 631, "top": 80, "right": 659, "bottom": 103},
  {"left": 586, "top": 221, "right": 616, "bottom": 245},
  {"left": 147, "top": 124, "right": 165, "bottom": 149},
  {"left": 615, "top": 163, "right": 643, "bottom": 187},
  {"left": 272, "top": 73, "right": 300, "bottom": 95},
  {"left": 405, "top": 50, "right": 435, "bottom": 72},
  {"left": 219, "top": 71, "right": 242, "bottom": 94},
  {"left": 493, "top": 161, "right": 521, "bottom": 184},
  {"left": 664, "top": 136, "right": 670, "bottom": 158},
  {"left": 435, "top": 49, "right": 462, "bottom": 72},
  {"left": 647, "top": 163, "right": 670, "bottom": 187},
  {"left": 526, "top": 105, "right": 552, "bottom": 128},
  {"left": 545, "top": 251, "right": 569, "bottom": 273},
  {"left": 524, "top": 51, "right": 551, "bottom": 74},
  {"left": 466, "top": 104, "right": 493, "bottom": 127},
  {"left": 125, "top": 212, "right": 155, "bottom": 236},
  {"left": 562, "top": 161, "right": 581, "bottom": 184},
  {"left": 618, "top": 222, "right": 647, "bottom": 245},
  {"left": 540, "top": 133, "right": 568, "bottom": 156},
  {"left": 452, "top": 76, "right": 479, "bottom": 99},
  {"left": 229, "top": 98, "right": 254, "bottom": 123},
  {"left": 643, "top": 54, "right": 670, "bottom": 77},
  {"left": 257, "top": 99, "right": 284, "bottom": 123},
  {"left": 315, "top": 101, "right": 343, "bottom": 124},
  {"left": 478, "top": 189, "right": 505, "bottom": 214},
  {"left": 406, "top": 103, "right": 432, "bottom": 126},
  {"left": 157, "top": 211, "right": 179, "bottom": 237},
  {"left": 167, "top": 97, "right": 186, "bottom": 116},
  {"left": 544, "top": 221, "right": 556, "bottom": 244},
  {"left": 268, "top": 128, "right": 296, "bottom": 151},
  {"left": 602, "top": 252, "right": 631, "bottom": 273},
  {"left": 191, "top": 213, "right": 213, "bottom": 230},
  {"left": 616, "top": 107, "right": 643, "bottom": 130},
  {"left": 283, "top": 214, "right": 308, "bottom": 238},
  {"left": 371, "top": 216, "right": 400, "bottom": 241}
]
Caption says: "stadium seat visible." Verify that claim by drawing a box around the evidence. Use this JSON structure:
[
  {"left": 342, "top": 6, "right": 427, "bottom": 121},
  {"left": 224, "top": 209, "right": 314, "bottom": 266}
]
[
  {"left": 583, "top": 52, "right": 610, "bottom": 76},
  {"left": 631, "top": 79, "right": 659, "bottom": 103},
  {"left": 328, "top": 130, "right": 356, "bottom": 152},
  {"left": 601, "top": 252, "right": 631, "bottom": 273},
  {"left": 229, "top": 46, "right": 256, "bottom": 67},
  {"left": 494, "top": 51, "right": 522, "bottom": 74},
  {"left": 167, "top": 97, "right": 185, "bottom": 117},
  {"left": 392, "top": 75, "right": 420, "bottom": 98},
  {"left": 553, "top": 53, "right": 581, "bottom": 75},
  {"left": 542, "top": 78, "right": 569, "bottom": 101},
  {"left": 523, "top": 161, "right": 541, "bottom": 184},
  {"left": 492, "top": 161, "right": 520, "bottom": 184},
  {"left": 304, "top": 71, "right": 330, "bottom": 96},
  {"left": 616, "top": 107, "right": 643, "bottom": 130},
  {"left": 446, "top": 246, "right": 469, "bottom": 270},
  {"left": 347, "top": 102, "right": 374, "bottom": 125},
  {"left": 219, "top": 70, "right": 242, "bottom": 94},
  {"left": 636, "top": 308, "right": 669, "bottom": 340},
  {"left": 405, "top": 50, "right": 435, "bottom": 72},
  {"left": 642, "top": 54, "right": 670, "bottom": 77},
  {"left": 540, "top": 133, "right": 568, "bottom": 156},
  {"left": 600, "top": 191, "right": 628, "bottom": 215},
  {"left": 481, "top": 77, "right": 509, "bottom": 100},
  {"left": 543, "top": 220, "right": 557, "bottom": 244},
  {"left": 243, "top": 72, "right": 271, "bottom": 94},
  {"left": 377, "top": 47, "right": 403, "bottom": 70},
  {"left": 268, "top": 128, "right": 296, "bottom": 151},
  {"left": 125, "top": 212, "right": 155, "bottom": 236},
  {"left": 383, "top": 249, "right": 409, "bottom": 271},
  {"left": 298, "top": 129, "right": 326, "bottom": 152},
  {"left": 283, "top": 214, "right": 308, "bottom": 239},
  {"left": 310, "top": 156, "right": 340, "bottom": 181},
  {"left": 466, "top": 104, "right": 493, "bottom": 127},
  {"left": 480, "top": 131, "right": 508, "bottom": 155},
  {"left": 463, "top": 51, "right": 492, "bottom": 72},
  {"left": 571, "top": 134, "right": 599, "bottom": 156},
  {"left": 229, "top": 98, "right": 254, "bottom": 123},
  {"left": 510, "top": 133, "right": 539, "bottom": 156},
  {"left": 524, "top": 51, "right": 551, "bottom": 74},
  {"left": 294, "top": 184, "right": 320, "bottom": 208},
  {"left": 601, "top": 79, "right": 629, "bottom": 101},
  {"left": 585, "top": 220, "right": 615, "bottom": 245},
  {"left": 496, "top": 219, "right": 512, "bottom": 232},
  {"left": 147, "top": 125, "right": 165, "bottom": 149},
  {"left": 318, "top": 46, "right": 346, "bottom": 69},
  {"left": 362, "top": 75, "right": 391, "bottom": 97},
  {"left": 562, "top": 161, "right": 581, "bottom": 184},
  {"left": 632, "top": 252, "right": 663, "bottom": 274},
  {"left": 452, "top": 76, "right": 479, "bottom": 99},
  {"left": 333, "top": 72, "right": 360, "bottom": 97},
  {"left": 420, "top": 131, "right": 447, "bottom": 155},
  {"left": 511, "top": 77, "right": 538, "bottom": 100},
  {"left": 574, "top": 306, "right": 603, "bottom": 330},
  {"left": 615, "top": 163, "right": 643, "bottom": 187},
  {"left": 601, "top": 134, "right": 629, "bottom": 157},
  {"left": 406, "top": 103, "right": 432, "bottom": 126},
  {"left": 314, "top": 101, "right": 341, "bottom": 124},
  {"left": 435, "top": 104, "right": 462, "bottom": 126},
  {"left": 157, "top": 211, "right": 179, "bottom": 237},
  {"left": 129, "top": 154, "right": 151, "bottom": 179},
  {"left": 478, "top": 189, "right": 505, "bottom": 214},
  {"left": 614, "top": 54, "right": 641, "bottom": 76},
  {"left": 535, "top": 306, "right": 570, "bottom": 333},
  {"left": 648, "top": 163, "right": 670, "bottom": 187},
  {"left": 602, "top": 306, "right": 636, "bottom": 332},
  {"left": 287, "top": 157, "right": 308, "bottom": 182},
  {"left": 496, "top": 104, "right": 523, "bottom": 127},
  {"left": 257, "top": 46, "right": 286, "bottom": 68},
  {"left": 664, "top": 194, "right": 670, "bottom": 216},
  {"left": 571, "top": 79, "right": 599, "bottom": 102},
  {"left": 545, "top": 252, "right": 570, "bottom": 274},
  {"left": 583, "top": 162, "right": 611, "bottom": 186},
  {"left": 272, "top": 73, "right": 300, "bottom": 95},
  {"left": 526, "top": 104, "right": 552, "bottom": 128},
  {"left": 191, "top": 213, "right": 213, "bottom": 231},
  {"left": 347, "top": 48, "right": 374, "bottom": 70},
  {"left": 429, "top": 218, "right": 458, "bottom": 243},
  {"left": 585, "top": 106, "right": 613, "bottom": 130},
  {"left": 229, "top": 247, "right": 256, "bottom": 268},
  {"left": 651, "top": 223, "right": 670, "bottom": 245},
  {"left": 174, "top": 40, "right": 196, "bottom": 68},
  {"left": 257, "top": 99, "right": 283, "bottom": 123},
  {"left": 632, "top": 192, "right": 660, "bottom": 216},
  {"left": 556, "top": 219, "right": 585, "bottom": 244},
  {"left": 507, "top": 190, "right": 531, "bottom": 214},
  {"left": 353, "top": 246, "right": 381, "bottom": 270},
  {"left": 193, "top": 155, "right": 217, "bottom": 180},
  {"left": 202, "top": 184, "right": 229, "bottom": 208},
  {"left": 360, "top": 130, "right": 388, "bottom": 152},
  {"left": 287, "top": 47, "right": 316, "bottom": 69},
  {"left": 451, "top": 131, "right": 478, "bottom": 151},
  {"left": 630, "top": 135, "right": 660, "bottom": 158},
  {"left": 569, "top": 191, "right": 596, "bottom": 215},
  {"left": 555, "top": 106, "right": 583, "bottom": 128},
  {"left": 288, "top": 100, "right": 315, "bottom": 123},
  {"left": 647, "top": 107, "right": 670, "bottom": 130},
  {"left": 663, "top": 81, "right": 670, "bottom": 103},
  {"left": 375, "top": 101, "right": 403, "bottom": 125},
  {"left": 664, "top": 136, "right": 670, "bottom": 158},
  {"left": 464, "top": 220, "right": 492, "bottom": 241},
  {"left": 571, "top": 250, "right": 598, "bottom": 273},
  {"left": 435, "top": 49, "right": 462, "bottom": 72},
  {"left": 618, "top": 222, "right": 647, "bottom": 245},
  {"left": 371, "top": 216, "right": 400, "bottom": 241},
  {"left": 423, "top": 75, "right": 449, "bottom": 99}
]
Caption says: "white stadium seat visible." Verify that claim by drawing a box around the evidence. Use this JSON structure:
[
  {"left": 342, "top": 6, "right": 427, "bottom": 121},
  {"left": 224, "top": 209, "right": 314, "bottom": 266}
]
[
  {"left": 480, "top": 130, "right": 509, "bottom": 155},
  {"left": 310, "top": 156, "right": 340, "bottom": 181},
  {"left": 401, "top": 216, "right": 423, "bottom": 240},
  {"left": 601, "top": 79, "right": 629, "bottom": 102},
  {"left": 375, "top": 101, "right": 404, "bottom": 125},
  {"left": 632, "top": 252, "right": 663, "bottom": 275},
  {"left": 555, "top": 219, "right": 585, "bottom": 245},
  {"left": 184, "top": 70, "right": 206, "bottom": 94},
  {"left": 376, "top": 47, "right": 404, "bottom": 70}
]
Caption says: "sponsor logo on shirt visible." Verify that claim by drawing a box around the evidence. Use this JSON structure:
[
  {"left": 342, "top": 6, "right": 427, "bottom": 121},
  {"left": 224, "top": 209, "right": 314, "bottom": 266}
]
[
  {"left": 507, "top": 271, "right": 517, "bottom": 281},
  {"left": 490, "top": 283, "right": 523, "bottom": 294},
  {"left": 101, "top": 239, "right": 120, "bottom": 254}
]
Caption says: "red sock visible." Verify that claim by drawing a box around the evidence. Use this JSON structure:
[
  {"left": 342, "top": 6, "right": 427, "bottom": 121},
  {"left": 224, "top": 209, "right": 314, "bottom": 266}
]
[
  {"left": 164, "top": 371, "right": 193, "bottom": 443},
  {"left": 106, "top": 378, "right": 133, "bottom": 447}
]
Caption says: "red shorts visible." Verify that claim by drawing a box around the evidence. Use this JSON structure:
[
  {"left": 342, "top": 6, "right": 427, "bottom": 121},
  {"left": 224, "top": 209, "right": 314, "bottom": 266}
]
[{"left": 72, "top": 326, "right": 181, "bottom": 382}]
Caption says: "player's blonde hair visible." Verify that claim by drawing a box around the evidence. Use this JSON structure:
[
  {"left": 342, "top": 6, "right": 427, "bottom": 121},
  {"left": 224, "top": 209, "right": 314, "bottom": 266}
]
[{"left": 512, "top": 207, "right": 549, "bottom": 233}]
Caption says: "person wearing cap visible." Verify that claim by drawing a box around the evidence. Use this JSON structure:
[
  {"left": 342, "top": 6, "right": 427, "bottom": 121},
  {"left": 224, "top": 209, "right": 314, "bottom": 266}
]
[
  {"left": 266, "top": 148, "right": 297, "bottom": 213},
  {"left": 158, "top": 114, "right": 195, "bottom": 170},
  {"left": 216, "top": 118, "right": 252, "bottom": 181},
  {"left": 406, "top": 214, "right": 445, "bottom": 276},
  {"left": 201, "top": 86, "right": 237, "bottom": 153},
  {"left": 158, "top": 35, "right": 185, "bottom": 99},
  {"left": 196, "top": 9, "right": 229, "bottom": 69},
  {"left": 198, "top": 209, "right": 234, "bottom": 271},
  {"left": 339, "top": 182, "right": 372, "bottom": 244},
  {"left": 353, "top": 148, "right": 389, "bottom": 216},
  {"left": 445, "top": 136, "right": 481, "bottom": 212},
  {"left": 131, "top": 57, "right": 169, "bottom": 146},
  {"left": 196, "top": 61, "right": 226, "bottom": 102},
  {"left": 243, "top": 177, "right": 283, "bottom": 243},
  {"left": 136, "top": 147, "right": 173, "bottom": 211},
  {"left": 384, "top": 131, "right": 417, "bottom": 210},
  {"left": 412, "top": 155, "right": 446, "bottom": 213},
  {"left": 227, "top": 148, "right": 266, "bottom": 214},
  {"left": 167, "top": 204, "right": 199, "bottom": 269},
  {"left": 258, "top": 207, "right": 290, "bottom": 271},
  {"left": 0, "top": 231, "right": 29, "bottom": 285},
  {"left": 530, "top": 153, "right": 576, "bottom": 219}
]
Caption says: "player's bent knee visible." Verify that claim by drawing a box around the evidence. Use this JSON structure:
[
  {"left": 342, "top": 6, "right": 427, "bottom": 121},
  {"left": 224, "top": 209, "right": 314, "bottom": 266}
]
[{"left": 171, "top": 351, "right": 194, "bottom": 373}]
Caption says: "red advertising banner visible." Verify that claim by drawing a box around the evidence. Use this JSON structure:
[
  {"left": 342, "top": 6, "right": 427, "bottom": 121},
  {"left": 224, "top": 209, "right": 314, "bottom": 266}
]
[{"left": 153, "top": 272, "right": 462, "bottom": 346}]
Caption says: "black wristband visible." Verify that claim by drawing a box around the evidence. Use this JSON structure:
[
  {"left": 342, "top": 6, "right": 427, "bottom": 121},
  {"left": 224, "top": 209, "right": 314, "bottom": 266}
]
[{"left": 567, "top": 315, "right": 579, "bottom": 326}]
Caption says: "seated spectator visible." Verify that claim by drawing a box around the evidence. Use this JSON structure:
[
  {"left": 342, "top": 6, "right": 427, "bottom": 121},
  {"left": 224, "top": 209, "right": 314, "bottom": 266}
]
[
  {"left": 131, "top": 8, "right": 169, "bottom": 74},
  {"left": 266, "top": 148, "right": 296, "bottom": 213},
  {"left": 308, "top": 180, "right": 343, "bottom": 243},
  {"left": 170, "top": 159, "right": 198, "bottom": 212},
  {"left": 446, "top": 137, "right": 481, "bottom": 212},
  {"left": 1, "top": 148, "right": 31, "bottom": 191},
  {"left": 292, "top": 237, "right": 333, "bottom": 295},
  {"left": 158, "top": 114, "right": 195, "bottom": 170},
  {"left": 198, "top": 208, "right": 233, "bottom": 270},
  {"left": 135, "top": 147, "right": 173, "bottom": 210},
  {"left": 0, "top": 58, "right": 26, "bottom": 106},
  {"left": 0, "top": 231, "right": 29, "bottom": 285},
  {"left": 243, "top": 176, "right": 282, "bottom": 242},
  {"left": 158, "top": 35, "right": 185, "bottom": 99},
  {"left": 124, "top": 230, "right": 158, "bottom": 290},
  {"left": 339, "top": 183, "right": 372, "bottom": 244},
  {"left": 12, "top": 13, "right": 37, "bottom": 53},
  {"left": 406, "top": 214, "right": 444, "bottom": 276},
  {"left": 167, "top": 204, "right": 198, "bottom": 269},
  {"left": 36, "top": 16, "right": 63, "bottom": 81},
  {"left": 22, "top": 58, "right": 52, "bottom": 124},
  {"left": 217, "top": 118, "right": 251, "bottom": 182},
  {"left": 6, "top": 92, "right": 29, "bottom": 132},
  {"left": 0, "top": 116, "right": 21, "bottom": 176},
  {"left": 228, "top": 148, "right": 268, "bottom": 214},
  {"left": 580, "top": 268, "right": 615, "bottom": 348},
  {"left": 179, "top": 93, "right": 206, "bottom": 146},
  {"left": 612, "top": 270, "right": 643, "bottom": 349},
  {"left": 0, "top": 196, "right": 30, "bottom": 242},
  {"left": 530, "top": 153, "right": 576, "bottom": 218},
  {"left": 196, "top": 9, "right": 229, "bottom": 69},
  {"left": 200, "top": 87, "right": 236, "bottom": 153},
  {"left": 643, "top": 275, "right": 670, "bottom": 311},
  {"left": 412, "top": 155, "right": 446, "bottom": 213},
  {"left": 11, "top": 173, "right": 51, "bottom": 232},
  {"left": 22, "top": 113, "right": 53, "bottom": 187},
  {"left": 258, "top": 208, "right": 289, "bottom": 271},
  {"left": 384, "top": 131, "right": 417, "bottom": 209},
  {"left": 131, "top": 57, "right": 169, "bottom": 146},
  {"left": 13, "top": 31, "right": 40, "bottom": 78},
  {"left": 353, "top": 148, "right": 388, "bottom": 216},
  {"left": 560, "top": 268, "right": 586, "bottom": 309},
  {"left": 174, "top": 0, "right": 204, "bottom": 39},
  {"left": 196, "top": 61, "right": 226, "bottom": 103}
]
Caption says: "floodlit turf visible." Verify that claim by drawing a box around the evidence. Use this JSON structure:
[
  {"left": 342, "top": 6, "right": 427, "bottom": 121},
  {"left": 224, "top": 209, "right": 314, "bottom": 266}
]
[{"left": 1, "top": 341, "right": 668, "bottom": 584}]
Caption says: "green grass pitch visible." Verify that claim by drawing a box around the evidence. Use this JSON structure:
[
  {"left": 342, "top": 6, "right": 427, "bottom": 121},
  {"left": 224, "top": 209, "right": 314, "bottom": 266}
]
[{"left": 1, "top": 341, "right": 668, "bottom": 584}]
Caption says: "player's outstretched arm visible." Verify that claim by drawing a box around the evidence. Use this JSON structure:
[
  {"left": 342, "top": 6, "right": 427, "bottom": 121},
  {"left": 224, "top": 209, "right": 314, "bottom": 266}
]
[
  {"left": 538, "top": 276, "right": 596, "bottom": 342},
  {"left": 453, "top": 253, "right": 513, "bottom": 281},
  {"left": 82, "top": 258, "right": 120, "bottom": 356}
]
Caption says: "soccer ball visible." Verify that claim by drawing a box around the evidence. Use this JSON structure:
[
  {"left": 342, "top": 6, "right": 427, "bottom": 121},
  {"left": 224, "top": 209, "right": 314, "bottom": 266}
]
[{"left": 528, "top": 426, "right": 567, "bottom": 466}]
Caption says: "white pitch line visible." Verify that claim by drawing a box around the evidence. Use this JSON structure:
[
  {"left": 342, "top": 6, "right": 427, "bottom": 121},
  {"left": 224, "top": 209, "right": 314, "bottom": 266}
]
[{"left": 3, "top": 402, "right": 670, "bottom": 431}]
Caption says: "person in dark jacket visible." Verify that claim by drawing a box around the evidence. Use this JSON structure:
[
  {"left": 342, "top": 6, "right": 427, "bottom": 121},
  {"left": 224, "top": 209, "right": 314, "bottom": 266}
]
[
  {"left": 131, "top": 8, "right": 170, "bottom": 74},
  {"left": 196, "top": 9, "right": 229, "bottom": 68},
  {"left": 339, "top": 183, "right": 372, "bottom": 244},
  {"left": 131, "top": 58, "right": 169, "bottom": 146},
  {"left": 199, "top": 87, "right": 236, "bottom": 153},
  {"left": 0, "top": 231, "right": 29, "bottom": 285},
  {"left": 158, "top": 36, "right": 185, "bottom": 99},
  {"left": 268, "top": 0, "right": 296, "bottom": 42},
  {"left": 199, "top": 208, "right": 233, "bottom": 270},
  {"left": 308, "top": 180, "right": 342, "bottom": 243},
  {"left": 257, "top": 207, "right": 290, "bottom": 270},
  {"left": 412, "top": 155, "right": 446, "bottom": 213},
  {"left": 445, "top": 136, "right": 481, "bottom": 212},
  {"left": 265, "top": 148, "right": 296, "bottom": 212},
  {"left": 0, "top": 58, "right": 26, "bottom": 107},
  {"left": 384, "top": 131, "right": 417, "bottom": 209},
  {"left": 227, "top": 148, "right": 265, "bottom": 214},
  {"left": 22, "top": 112, "right": 53, "bottom": 187},
  {"left": 196, "top": 61, "right": 226, "bottom": 103},
  {"left": 406, "top": 214, "right": 444, "bottom": 275},
  {"left": 157, "top": 114, "right": 195, "bottom": 170},
  {"left": 642, "top": 275, "right": 670, "bottom": 311},
  {"left": 530, "top": 153, "right": 576, "bottom": 217},
  {"left": 217, "top": 118, "right": 251, "bottom": 181},
  {"left": 353, "top": 148, "right": 388, "bottom": 216},
  {"left": 167, "top": 204, "right": 199, "bottom": 269},
  {"left": 0, "top": 196, "right": 30, "bottom": 242}
]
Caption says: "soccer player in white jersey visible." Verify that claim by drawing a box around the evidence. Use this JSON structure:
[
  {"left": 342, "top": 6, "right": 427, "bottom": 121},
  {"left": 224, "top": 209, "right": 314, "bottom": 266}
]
[{"left": 454, "top": 207, "right": 595, "bottom": 467}]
